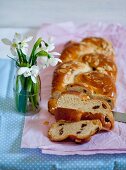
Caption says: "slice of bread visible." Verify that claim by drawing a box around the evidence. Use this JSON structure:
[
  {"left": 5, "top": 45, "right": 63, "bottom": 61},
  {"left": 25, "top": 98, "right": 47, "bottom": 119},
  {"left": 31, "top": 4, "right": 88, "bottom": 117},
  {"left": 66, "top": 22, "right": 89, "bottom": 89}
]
[
  {"left": 66, "top": 83, "right": 115, "bottom": 109},
  {"left": 48, "top": 120, "right": 102, "bottom": 143},
  {"left": 55, "top": 92, "right": 114, "bottom": 131},
  {"left": 48, "top": 91, "right": 90, "bottom": 115}
]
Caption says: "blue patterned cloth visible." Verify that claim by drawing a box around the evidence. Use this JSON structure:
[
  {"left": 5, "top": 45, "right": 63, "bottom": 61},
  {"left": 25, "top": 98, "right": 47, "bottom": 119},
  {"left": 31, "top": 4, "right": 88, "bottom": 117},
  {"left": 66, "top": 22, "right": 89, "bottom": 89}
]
[{"left": 0, "top": 59, "right": 126, "bottom": 170}]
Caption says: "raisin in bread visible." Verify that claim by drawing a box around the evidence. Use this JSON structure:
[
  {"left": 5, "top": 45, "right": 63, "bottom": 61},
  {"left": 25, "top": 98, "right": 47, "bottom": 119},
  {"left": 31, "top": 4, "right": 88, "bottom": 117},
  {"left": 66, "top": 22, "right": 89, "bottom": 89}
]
[
  {"left": 55, "top": 91, "right": 114, "bottom": 131},
  {"left": 48, "top": 120, "right": 102, "bottom": 143}
]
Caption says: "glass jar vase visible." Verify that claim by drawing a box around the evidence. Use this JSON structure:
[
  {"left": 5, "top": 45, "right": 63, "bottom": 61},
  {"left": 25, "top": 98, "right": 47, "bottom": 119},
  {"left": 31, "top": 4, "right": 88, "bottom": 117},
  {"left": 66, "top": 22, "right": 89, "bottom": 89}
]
[{"left": 13, "top": 73, "right": 41, "bottom": 114}]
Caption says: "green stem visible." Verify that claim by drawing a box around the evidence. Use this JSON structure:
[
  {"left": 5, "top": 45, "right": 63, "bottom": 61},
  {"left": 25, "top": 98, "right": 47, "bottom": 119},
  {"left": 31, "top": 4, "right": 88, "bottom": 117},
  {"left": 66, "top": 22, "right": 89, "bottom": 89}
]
[
  {"left": 15, "top": 75, "right": 40, "bottom": 113},
  {"left": 29, "top": 38, "right": 42, "bottom": 65},
  {"left": 16, "top": 48, "right": 22, "bottom": 64}
]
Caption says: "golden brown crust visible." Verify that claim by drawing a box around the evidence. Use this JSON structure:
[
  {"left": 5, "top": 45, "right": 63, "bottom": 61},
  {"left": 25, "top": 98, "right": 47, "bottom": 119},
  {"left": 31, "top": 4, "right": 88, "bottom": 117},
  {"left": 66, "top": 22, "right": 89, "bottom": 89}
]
[
  {"left": 74, "top": 71, "right": 116, "bottom": 99},
  {"left": 55, "top": 108, "right": 84, "bottom": 122},
  {"left": 60, "top": 37, "right": 115, "bottom": 62},
  {"left": 60, "top": 42, "right": 85, "bottom": 62},
  {"left": 81, "top": 37, "right": 115, "bottom": 60},
  {"left": 55, "top": 107, "right": 114, "bottom": 131},
  {"left": 81, "top": 53, "right": 117, "bottom": 81},
  {"left": 48, "top": 98, "right": 57, "bottom": 115},
  {"left": 64, "top": 40, "right": 76, "bottom": 48},
  {"left": 69, "top": 135, "right": 91, "bottom": 143},
  {"left": 51, "top": 61, "right": 91, "bottom": 98}
]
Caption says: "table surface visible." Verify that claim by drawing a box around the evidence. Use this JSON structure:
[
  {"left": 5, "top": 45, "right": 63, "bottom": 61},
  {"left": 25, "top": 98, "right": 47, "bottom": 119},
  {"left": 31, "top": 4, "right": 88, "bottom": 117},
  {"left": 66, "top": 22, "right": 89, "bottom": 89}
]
[
  {"left": 0, "top": 58, "right": 126, "bottom": 170},
  {"left": 0, "top": 25, "right": 126, "bottom": 169}
]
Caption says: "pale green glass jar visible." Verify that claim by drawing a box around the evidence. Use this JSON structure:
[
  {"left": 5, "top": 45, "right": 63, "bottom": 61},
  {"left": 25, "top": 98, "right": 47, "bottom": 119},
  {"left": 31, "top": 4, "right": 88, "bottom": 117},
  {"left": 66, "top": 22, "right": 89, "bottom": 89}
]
[{"left": 13, "top": 73, "right": 41, "bottom": 114}]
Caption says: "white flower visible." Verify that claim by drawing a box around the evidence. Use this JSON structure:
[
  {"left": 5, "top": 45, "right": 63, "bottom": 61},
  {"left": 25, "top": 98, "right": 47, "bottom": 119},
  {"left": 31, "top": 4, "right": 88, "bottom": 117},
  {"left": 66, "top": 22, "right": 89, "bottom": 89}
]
[
  {"left": 17, "top": 65, "right": 39, "bottom": 83},
  {"left": 36, "top": 37, "right": 61, "bottom": 69},
  {"left": 49, "top": 51, "right": 60, "bottom": 58},
  {"left": 48, "top": 57, "right": 62, "bottom": 66},
  {"left": 43, "top": 37, "right": 61, "bottom": 57},
  {"left": 39, "top": 51, "right": 61, "bottom": 69},
  {"left": 44, "top": 37, "right": 55, "bottom": 52},
  {"left": 39, "top": 56, "right": 49, "bottom": 69},
  {"left": 35, "top": 37, "right": 55, "bottom": 55},
  {"left": 2, "top": 38, "right": 17, "bottom": 56},
  {"left": 2, "top": 32, "right": 33, "bottom": 56},
  {"left": 39, "top": 55, "right": 62, "bottom": 69},
  {"left": 30, "top": 65, "right": 40, "bottom": 83}
]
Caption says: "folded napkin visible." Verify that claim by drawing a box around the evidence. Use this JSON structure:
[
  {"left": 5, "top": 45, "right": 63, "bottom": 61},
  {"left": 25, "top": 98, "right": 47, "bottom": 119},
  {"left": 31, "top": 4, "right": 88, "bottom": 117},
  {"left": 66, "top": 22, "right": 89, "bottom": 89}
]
[{"left": 21, "top": 22, "right": 126, "bottom": 155}]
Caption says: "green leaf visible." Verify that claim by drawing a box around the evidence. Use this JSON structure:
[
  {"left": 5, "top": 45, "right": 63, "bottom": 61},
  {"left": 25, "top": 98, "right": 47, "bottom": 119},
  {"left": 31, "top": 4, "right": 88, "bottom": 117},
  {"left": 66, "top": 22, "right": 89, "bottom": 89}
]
[
  {"left": 20, "top": 49, "right": 27, "bottom": 63},
  {"left": 15, "top": 76, "right": 28, "bottom": 113},
  {"left": 29, "top": 38, "right": 42, "bottom": 64},
  {"left": 31, "top": 50, "right": 49, "bottom": 66},
  {"left": 18, "top": 89, "right": 28, "bottom": 113},
  {"left": 19, "top": 63, "right": 30, "bottom": 67},
  {"left": 35, "top": 50, "right": 48, "bottom": 57},
  {"left": 31, "top": 78, "right": 40, "bottom": 108},
  {"left": 16, "top": 62, "right": 20, "bottom": 67},
  {"left": 16, "top": 48, "right": 22, "bottom": 63}
]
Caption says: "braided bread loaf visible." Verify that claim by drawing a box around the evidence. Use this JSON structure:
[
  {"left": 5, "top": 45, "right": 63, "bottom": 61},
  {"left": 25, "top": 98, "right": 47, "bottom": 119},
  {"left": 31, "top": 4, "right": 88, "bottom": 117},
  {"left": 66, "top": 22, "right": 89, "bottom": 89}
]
[{"left": 48, "top": 37, "right": 117, "bottom": 143}]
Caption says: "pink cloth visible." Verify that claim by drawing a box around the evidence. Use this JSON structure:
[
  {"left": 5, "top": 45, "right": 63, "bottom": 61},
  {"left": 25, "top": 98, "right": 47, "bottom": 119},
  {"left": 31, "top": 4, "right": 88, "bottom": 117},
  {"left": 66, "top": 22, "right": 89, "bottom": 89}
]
[{"left": 21, "top": 22, "right": 126, "bottom": 155}]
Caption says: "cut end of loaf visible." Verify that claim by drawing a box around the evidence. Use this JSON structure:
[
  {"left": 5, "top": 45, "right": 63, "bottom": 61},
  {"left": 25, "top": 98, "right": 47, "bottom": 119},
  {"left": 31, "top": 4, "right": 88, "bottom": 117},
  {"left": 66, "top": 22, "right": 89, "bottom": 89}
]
[
  {"left": 56, "top": 92, "right": 114, "bottom": 130},
  {"left": 48, "top": 120, "right": 102, "bottom": 143}
]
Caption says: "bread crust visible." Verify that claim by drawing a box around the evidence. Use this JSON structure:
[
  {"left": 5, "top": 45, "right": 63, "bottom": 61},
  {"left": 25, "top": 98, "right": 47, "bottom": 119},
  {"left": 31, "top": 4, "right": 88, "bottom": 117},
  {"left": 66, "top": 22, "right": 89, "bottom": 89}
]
[
  {"left": 48, "top": 98, "right": 57, "bottom": 115},
  {"left": 74, "top": 71, "right": 116, "bottom": 99},
  {"left": 55, "top": 107, "right": 114, "bottom": 131},
  {"left": 81, "top": 53, "right": 117, "bottom": 81},
  {"left": 81, "top": 37, "right": 115, "bottom": 60},
  {"left": 51, "top": 61, "right": 92, "bottom": 99},
  {"left": 60, "top": 42, "right": 86, "bottom": 62},
  {"left": 60, "top": 37, "right": 115, "bottom": 62}
]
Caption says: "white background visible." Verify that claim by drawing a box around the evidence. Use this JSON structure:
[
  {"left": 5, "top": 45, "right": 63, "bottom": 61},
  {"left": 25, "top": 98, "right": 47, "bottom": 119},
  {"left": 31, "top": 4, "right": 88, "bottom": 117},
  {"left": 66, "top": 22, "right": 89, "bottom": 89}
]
[
  {"left": 0, "top": 0, "right": 126, "bottom": 58},
  {"left": 0, "top": 0, "right": 126, "bottom": 27}
]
